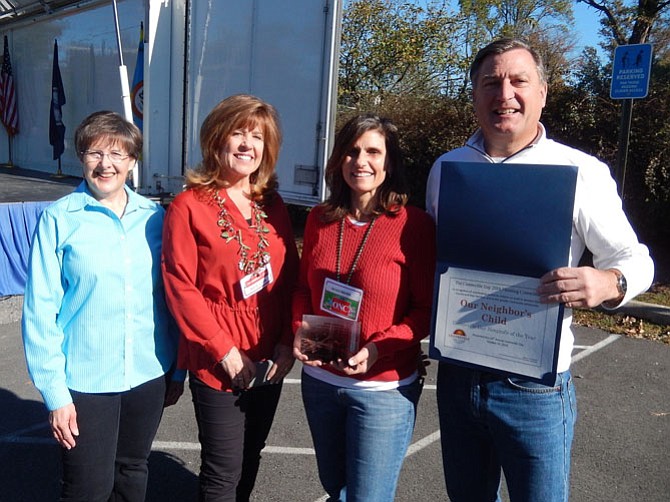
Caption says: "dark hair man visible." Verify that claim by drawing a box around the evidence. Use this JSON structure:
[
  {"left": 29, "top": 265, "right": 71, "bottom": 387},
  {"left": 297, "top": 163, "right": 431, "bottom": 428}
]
[{"left": 426, "top": 38, "right": 654, "bottom": 502}]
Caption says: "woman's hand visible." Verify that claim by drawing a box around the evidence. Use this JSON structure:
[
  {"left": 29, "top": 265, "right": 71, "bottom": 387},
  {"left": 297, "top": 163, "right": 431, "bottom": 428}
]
[
  {"left": 220, "top": 346, "right": 255, "bottom": 390},
  {"left": 164, "top": 381, "right": 184, "bottom": 407},
  {"left": 331, "top": 342, "right": 378, "bottom": 376},
  {"left": 49, "top": 403, "right": 79, "bottom": 450},
  {"left": 293, "top": 322, "right": 323, "bottom": 367},
  {"left": 268, "top": 344, "right": 295, "bottom": 383}
]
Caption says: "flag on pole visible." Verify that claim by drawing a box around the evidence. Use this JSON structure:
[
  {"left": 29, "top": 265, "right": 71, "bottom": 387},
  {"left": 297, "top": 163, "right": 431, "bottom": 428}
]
[
  {"left": 131, "top": 22, "right": 144, "bottom": 131},
  {"left": 0, "top": 35, "right": 18, "bottom": 137},
  {"left": 49, "top": 39, "right": 66, "bottom": 160}
]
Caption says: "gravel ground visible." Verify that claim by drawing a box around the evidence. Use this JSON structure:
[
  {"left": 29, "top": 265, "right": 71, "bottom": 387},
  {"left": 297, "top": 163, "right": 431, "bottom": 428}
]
[{"left": 0, "top": 296, "right": 23, "bottom": 325}]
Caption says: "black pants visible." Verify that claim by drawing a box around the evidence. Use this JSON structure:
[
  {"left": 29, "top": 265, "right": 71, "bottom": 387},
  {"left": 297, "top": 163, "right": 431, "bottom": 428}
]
[
  {"left": 59, "top": 375, "right": 167, "bottom": 502},
  {"left": 189, "top": 376, "right": 282, "bottom": 502}
]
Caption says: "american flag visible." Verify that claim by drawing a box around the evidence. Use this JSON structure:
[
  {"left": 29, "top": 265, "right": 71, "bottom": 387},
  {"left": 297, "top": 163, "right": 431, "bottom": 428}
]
[{"left": 0, "top": 35, "right": 18, "bottom": 136}]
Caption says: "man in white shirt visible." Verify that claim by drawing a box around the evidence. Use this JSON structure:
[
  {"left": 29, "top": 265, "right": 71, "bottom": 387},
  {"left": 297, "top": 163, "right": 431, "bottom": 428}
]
[{"left": 426, "top": 38, "right": 654, "bottom": 502}]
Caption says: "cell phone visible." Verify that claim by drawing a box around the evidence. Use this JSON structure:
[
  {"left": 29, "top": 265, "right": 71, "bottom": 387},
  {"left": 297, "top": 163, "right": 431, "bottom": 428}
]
[{"left": 248, "top": 360, "right": 274, "bottom": 388}]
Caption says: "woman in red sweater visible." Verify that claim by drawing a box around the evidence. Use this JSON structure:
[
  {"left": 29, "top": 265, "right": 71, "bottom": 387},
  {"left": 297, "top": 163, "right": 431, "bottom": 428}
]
[
  {"left": 162, "top": 94, "right": 298, "bottom": 501},
  {"left": 292, "top": 114, "right": 436, "bottom": 501}
]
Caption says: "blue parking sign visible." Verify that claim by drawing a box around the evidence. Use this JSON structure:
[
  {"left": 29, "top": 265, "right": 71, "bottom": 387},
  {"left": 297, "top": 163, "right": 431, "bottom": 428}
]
[{"left": 610, "top": 44, "right": 653, "bottom": 99}]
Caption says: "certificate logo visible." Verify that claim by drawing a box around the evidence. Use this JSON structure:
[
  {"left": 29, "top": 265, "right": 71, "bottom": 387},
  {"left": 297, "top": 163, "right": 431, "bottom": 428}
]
[{"left": 450, "top": 328, "right": 468, "bottom": 343}]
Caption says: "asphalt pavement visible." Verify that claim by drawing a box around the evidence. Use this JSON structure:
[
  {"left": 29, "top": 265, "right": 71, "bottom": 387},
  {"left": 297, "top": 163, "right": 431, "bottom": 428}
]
[
  {"left": 0, "top": 295, "right": 668, "bottom": 502},
  {"left": 0, "top": 166, "right": 80, "bottom": 203},
  {"left": 1, "top": 165, "right": 668, "bottom": 501}
]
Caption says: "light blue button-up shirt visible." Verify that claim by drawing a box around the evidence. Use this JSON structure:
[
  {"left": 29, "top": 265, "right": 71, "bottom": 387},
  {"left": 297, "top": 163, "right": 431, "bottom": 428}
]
[{"left": 22, "top": 182, "right": 180, "bottom": 411}]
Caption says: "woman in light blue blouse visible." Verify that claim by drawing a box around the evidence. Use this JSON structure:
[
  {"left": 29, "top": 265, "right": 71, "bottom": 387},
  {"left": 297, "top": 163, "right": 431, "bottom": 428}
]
[{"left": 22, "top": 111, "right": 183, "bottom": 502}]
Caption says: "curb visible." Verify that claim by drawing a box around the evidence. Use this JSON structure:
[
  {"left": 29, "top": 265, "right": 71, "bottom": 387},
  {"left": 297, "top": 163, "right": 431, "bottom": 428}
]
[{"left": 610, "top": 300, "right": 670, "bottom": 327}]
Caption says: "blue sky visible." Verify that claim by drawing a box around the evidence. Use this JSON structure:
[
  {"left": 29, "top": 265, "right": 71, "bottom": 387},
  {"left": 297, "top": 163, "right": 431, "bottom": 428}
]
[
  {"left": 573, "top": 2, "right": 606, "bottom": 55},
  {"left": 401, "top": 0, "right": 608, "bottom": 56}
]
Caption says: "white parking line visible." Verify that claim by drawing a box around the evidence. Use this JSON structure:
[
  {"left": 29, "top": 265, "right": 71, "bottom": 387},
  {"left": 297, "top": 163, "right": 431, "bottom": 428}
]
[
  {"left": 310, "top": 432, "right": 443, "bottom": 502},
  {"left": 2, "top": 334, "right": 621, "bottom": 457},
  {"left": 152, "top": 441, "right": 317, "bottom": 454},
  {"left": 571, "top": 334, "right": 620, "bottom": 363},
  {"left": 406, "top": 430, "right": 440, "bottom": 456},
  {"left": 307, "top": 334, "right": 623, "bottom": 502}
]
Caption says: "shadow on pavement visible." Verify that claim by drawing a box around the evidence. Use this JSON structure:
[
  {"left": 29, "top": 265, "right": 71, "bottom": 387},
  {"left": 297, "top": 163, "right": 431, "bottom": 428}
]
[
  {"left": 147, "top": 451, "right": 199, "bottom": 502},
  {"left": 0, "top": 388, "right": 60, "bottom": 501},
  {"left": 0, "top": 388, "right": 48, "bottom": 435},
  {"left": 0, "top": 388, "right": 198, "bottom": 502}
]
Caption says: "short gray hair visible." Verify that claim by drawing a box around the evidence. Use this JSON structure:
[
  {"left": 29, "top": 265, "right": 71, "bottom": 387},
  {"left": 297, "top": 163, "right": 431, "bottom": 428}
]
[{"left": 470, "top": 38, "right": 546, "bottom": 85}]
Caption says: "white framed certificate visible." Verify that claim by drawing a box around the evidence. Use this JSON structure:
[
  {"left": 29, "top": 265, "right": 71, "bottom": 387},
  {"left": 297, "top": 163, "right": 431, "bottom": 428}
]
[
  {"left": 431, "top": 267, "right": 561, "bottom": 382},
  {"left": 429, "top": 161, "right": 577, "bottom": 384}
]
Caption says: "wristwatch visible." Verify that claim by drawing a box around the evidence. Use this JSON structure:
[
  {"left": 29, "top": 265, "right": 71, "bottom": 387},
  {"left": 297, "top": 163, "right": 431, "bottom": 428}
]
[
  {"left": 603, "top": 269, "right": 627, "bottom": 307},
  {"left": 613, "top": 269, "right": 628, "bottom": 299}
]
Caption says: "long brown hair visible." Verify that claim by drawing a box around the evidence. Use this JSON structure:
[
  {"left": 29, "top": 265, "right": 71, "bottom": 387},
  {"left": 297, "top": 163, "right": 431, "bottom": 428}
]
[
  {"left": 185, "top": 94, "right": 282, "bottom": 202},
  {"left": 322, "top": 114, "right": 408, "bottom": 222}
]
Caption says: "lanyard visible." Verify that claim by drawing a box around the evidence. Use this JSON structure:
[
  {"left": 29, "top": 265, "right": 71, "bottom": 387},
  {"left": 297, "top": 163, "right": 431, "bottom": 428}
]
[{"left": 335, "top": 216, "right": 376, "bottom": 285}]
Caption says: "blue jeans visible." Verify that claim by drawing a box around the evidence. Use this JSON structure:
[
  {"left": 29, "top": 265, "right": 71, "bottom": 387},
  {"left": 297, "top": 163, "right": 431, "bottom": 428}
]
[
  {"left": 301, "top": 371, "right": 422, "bottom": 502},
  {"left": 436, "top": 363, "right": 577, "bottom": 502}
]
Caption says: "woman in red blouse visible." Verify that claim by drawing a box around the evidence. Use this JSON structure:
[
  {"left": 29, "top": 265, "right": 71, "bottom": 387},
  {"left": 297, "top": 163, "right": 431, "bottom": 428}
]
[
  {"left": 162, "top": 94, "right": 298, "bottom": 501},
  {"left": 292, "top": 114, "right": 436, "bottom": 501}
]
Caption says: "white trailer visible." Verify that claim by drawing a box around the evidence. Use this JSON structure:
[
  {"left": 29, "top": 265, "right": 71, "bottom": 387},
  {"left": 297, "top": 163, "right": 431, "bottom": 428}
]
[{"left": 0, "top": 0, "right": 342, "bottom": 204}]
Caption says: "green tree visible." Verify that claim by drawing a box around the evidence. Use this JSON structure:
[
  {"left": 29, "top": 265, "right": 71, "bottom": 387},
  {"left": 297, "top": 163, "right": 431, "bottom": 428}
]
[
  {"left": 458, "top": 0, "right": 574, "bottom": 39},
  {"left": 457, "top": 0, "right": 577, "bottom": 87},
  {"left": 577, "top": 0, "right": 670, "bottom": 250},
  {"left": 580, "top": 0, "right": 670, "bottom": 45},
  {"left": 339, "top": 0, "right": 465, "bottom": 107}
]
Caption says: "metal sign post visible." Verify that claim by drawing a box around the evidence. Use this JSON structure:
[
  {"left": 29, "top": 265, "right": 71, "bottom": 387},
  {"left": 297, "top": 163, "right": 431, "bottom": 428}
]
[{"left": 610, "top": 43, "right": 653, "bottom": 199}]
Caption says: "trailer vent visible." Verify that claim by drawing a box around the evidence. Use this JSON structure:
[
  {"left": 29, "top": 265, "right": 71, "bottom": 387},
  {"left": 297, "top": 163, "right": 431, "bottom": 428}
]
[{"left": 294, "top": 164, "right": 319, "bottom": 188}]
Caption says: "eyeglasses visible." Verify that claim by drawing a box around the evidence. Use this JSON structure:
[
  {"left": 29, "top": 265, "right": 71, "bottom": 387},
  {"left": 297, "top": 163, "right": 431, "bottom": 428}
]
[{"left": 82, "top": 150, "right": 131, "bottom": 163}]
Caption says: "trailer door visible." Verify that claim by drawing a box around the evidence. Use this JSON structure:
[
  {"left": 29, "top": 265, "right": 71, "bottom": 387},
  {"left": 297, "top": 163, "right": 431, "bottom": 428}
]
[{"left": 181, "top": 0, "right": 341, "bottom": 205}]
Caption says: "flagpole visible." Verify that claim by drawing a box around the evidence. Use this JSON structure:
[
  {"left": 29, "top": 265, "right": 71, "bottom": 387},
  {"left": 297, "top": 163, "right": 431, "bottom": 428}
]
[
  {"left": 1, "top": 136, "right": 14, "bottom": 168},
  {"left": 7, "top": 135, "right": 13, "bottom": 167},
  {"left": 111, "top": 0, "right": 138, "bottom": 190},
  {"left": 52, "top": 155, "right": 65, "bottom": 178}
]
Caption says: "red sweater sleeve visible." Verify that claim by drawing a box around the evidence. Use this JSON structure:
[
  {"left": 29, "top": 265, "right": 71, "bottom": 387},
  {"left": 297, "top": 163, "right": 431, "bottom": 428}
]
[
  {"left": 161, "top": 192, "right": 233, "bottom": 365},
  {"left": 366, "top": 206, "right": 436, "bottom": 359},
  {"left": 272, "top": 198, "right": 300, "bottom": 347}
]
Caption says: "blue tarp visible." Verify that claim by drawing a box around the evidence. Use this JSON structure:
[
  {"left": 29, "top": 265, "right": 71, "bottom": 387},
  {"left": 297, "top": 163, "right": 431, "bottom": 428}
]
[{"left": 0, "top": 201, "right": 51, "bottom": 296}]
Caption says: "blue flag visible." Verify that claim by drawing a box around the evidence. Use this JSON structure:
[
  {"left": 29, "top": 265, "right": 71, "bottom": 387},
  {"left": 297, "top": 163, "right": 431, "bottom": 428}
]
[
  {"left": 131, "top": 22, "right": 144, "bottom": 131},
  {"left": 49, "top": 39, "right": 66, "bottom": 160}
]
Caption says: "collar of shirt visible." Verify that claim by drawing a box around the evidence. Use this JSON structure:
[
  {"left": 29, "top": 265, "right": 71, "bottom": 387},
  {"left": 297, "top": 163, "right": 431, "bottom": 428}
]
[
  {"left": 65, "top": 181, "right": 156, "bottom": 214},
  {"left": 467, "top": 123, "right": 547, "bottom": 161}
]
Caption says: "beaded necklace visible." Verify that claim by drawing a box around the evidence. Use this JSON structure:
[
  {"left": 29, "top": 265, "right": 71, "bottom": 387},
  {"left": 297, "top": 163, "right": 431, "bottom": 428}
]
[
  {"left": 335, "top": 215, "right": 377, "bottom": 285},
  {"left": 212, "top": 189, "right": 270, "bottom": 274}
]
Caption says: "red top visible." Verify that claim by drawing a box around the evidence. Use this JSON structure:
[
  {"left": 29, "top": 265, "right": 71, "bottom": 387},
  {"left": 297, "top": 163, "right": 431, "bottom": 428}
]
[
  {"left": 162, "top": 188, "right": 299, "bottom": 391},
  {"left": 292, "top": 204, "right": 436, "bottom": 382}
]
